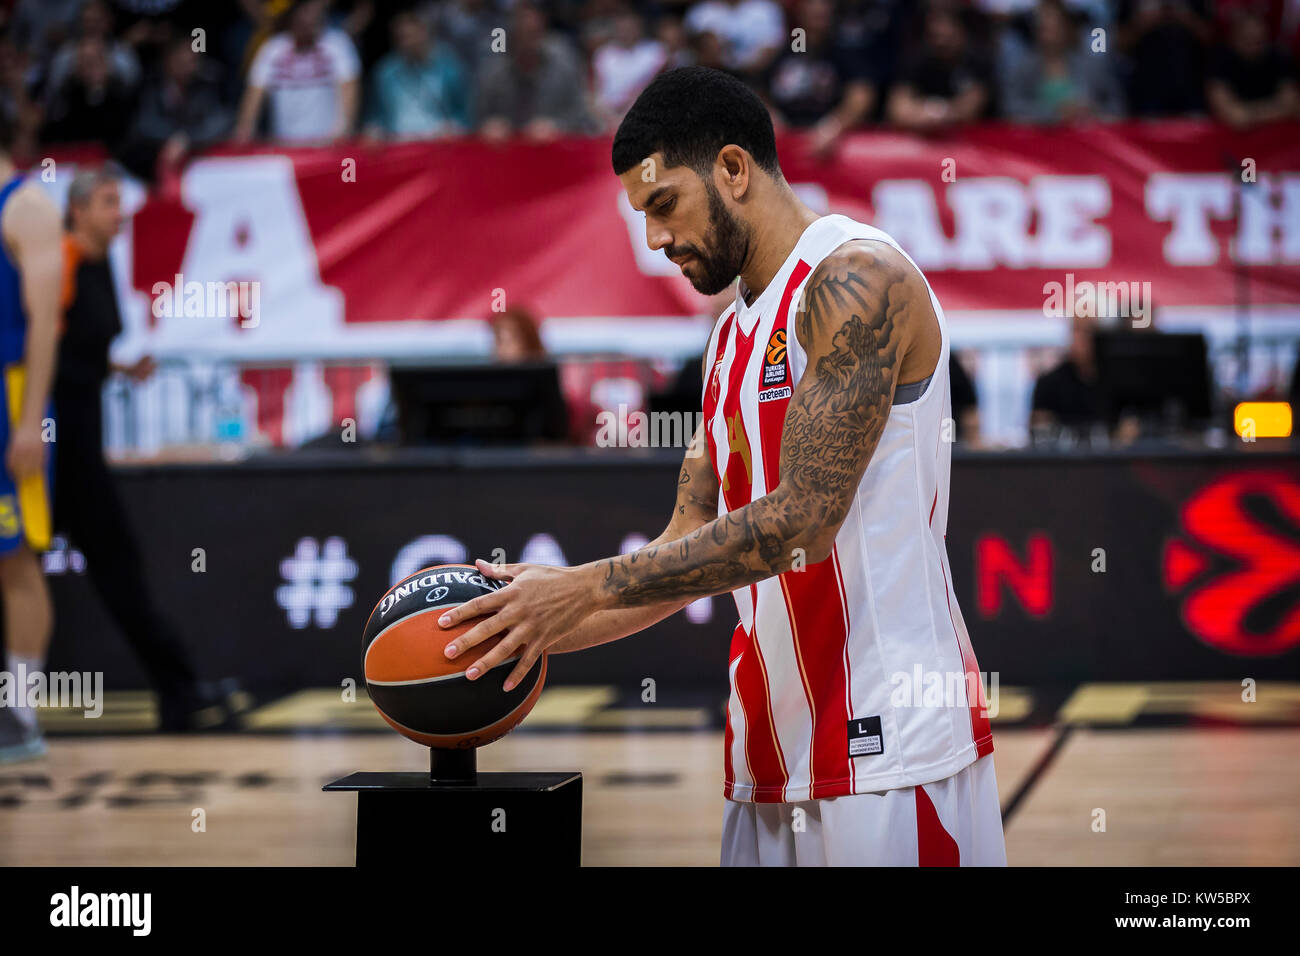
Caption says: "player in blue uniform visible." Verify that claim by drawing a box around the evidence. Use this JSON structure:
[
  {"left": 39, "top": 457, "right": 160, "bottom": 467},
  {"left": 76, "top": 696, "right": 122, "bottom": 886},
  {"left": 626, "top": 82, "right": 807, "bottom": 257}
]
[{"left": 0, "top": 123, "right": 64, "bottom": 763}]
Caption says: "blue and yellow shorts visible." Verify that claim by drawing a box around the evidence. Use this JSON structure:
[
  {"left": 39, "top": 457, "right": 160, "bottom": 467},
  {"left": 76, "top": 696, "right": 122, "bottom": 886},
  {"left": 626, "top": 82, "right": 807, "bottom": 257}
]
[{"left": 0, "top": 363, "right": 53, "bottom": 555}]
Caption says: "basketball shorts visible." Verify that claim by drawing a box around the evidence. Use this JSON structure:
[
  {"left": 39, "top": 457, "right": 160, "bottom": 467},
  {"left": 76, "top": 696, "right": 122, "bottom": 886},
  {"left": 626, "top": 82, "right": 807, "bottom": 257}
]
[
  {"left": 0, "top": 362, "right": 53, "bottom": 555},
  {"left": 720, "top": 754, "right": 1007, "bottom": 866}
]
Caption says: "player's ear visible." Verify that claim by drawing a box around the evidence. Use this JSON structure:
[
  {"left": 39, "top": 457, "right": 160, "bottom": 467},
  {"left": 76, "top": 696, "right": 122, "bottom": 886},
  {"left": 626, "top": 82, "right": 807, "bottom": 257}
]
[{"left": 716, "top": 145, "right": 750, "bottom": 200}]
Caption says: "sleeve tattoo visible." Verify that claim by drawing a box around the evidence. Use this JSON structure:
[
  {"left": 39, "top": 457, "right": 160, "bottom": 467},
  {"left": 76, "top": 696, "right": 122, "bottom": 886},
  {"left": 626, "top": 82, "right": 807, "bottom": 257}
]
[{"left": 595, "top": 243, "right": 909, "bottom": 608}]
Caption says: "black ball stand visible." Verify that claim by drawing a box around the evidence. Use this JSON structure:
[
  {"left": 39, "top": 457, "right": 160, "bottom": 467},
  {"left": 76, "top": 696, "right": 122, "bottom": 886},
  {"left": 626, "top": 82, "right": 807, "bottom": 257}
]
[
  {"left": 324, "top": 747, "right": 583, "bottom": 867},
  {"left": 429, "top": 746, "right": 478, "bottom": 785}
]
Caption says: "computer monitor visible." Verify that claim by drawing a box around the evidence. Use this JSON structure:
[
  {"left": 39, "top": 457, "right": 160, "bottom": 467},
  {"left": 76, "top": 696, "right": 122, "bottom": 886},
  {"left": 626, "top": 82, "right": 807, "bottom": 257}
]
[
  {"left": 1093, "top": 330, "right": 1212, "bottom": 430},
  {"left": 389, "top": 361, "right": 569, "bottom": 446}
]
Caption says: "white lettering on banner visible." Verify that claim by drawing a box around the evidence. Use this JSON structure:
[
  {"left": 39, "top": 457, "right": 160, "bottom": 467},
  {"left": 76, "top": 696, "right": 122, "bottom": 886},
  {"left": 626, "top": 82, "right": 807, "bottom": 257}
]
[
  {"left": 947, "top": 177, "right": 1033, "bottom": 268},
  {"left": 870, "top": 179, "right": 949, "bottom": 264},
  {"left": 1146, "top": 173, "right": 1234, "bottom": 265},
  {"left": 1148, "top": 172, "right": 1300, "bottom": 266},
  {"left": 1032, "top": 176, "right": 1112, "bottom": 266},
  {"left": 89, "top": 145, "right": 1297, "bottom": 377},
  {"left": 872, "top": 175, "right": 1113, "bottom": 269},
  {"left": 1236, "top": 174, "right": 1300, "bottom": 265},
  {"left": 875, "top": 172, "right": 1298, "bottom": 270},
  {"left": 1149, "top": 171, "right": 1300, "bottom": 267},
  {"left": 165, "top": 156, "right": 344, "bottom": 347}
]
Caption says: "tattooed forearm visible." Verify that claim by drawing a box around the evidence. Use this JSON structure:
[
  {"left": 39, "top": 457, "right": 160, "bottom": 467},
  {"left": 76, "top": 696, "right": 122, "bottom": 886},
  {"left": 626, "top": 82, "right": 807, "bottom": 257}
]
[
  {"left": 594, "top": 241, "right": 913, "bottom": 609},
  {"left": 599, "top": 484, "right": 817, "bottom": 605}
]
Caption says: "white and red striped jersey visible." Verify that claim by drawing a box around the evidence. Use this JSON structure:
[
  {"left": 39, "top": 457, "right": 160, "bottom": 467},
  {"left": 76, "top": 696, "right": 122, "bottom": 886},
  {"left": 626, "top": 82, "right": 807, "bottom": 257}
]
[{"left": 702, "top": 214, "right": 993, "bottom": 804}]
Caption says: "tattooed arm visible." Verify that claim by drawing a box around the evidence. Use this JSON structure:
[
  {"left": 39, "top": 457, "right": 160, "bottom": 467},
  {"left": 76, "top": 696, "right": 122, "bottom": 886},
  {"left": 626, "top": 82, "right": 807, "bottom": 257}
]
[
  {"left": 592, "top": 240, "right": 918, "bottom": 606},
  {"left": 452, "top": 349, "right": 723, "bottom": 656},
  {"left": 440, "top": 241, "right": 936, "bottom": 691},
  {"left": 536, "top": 421, "right": 720, "bottom": 653}
]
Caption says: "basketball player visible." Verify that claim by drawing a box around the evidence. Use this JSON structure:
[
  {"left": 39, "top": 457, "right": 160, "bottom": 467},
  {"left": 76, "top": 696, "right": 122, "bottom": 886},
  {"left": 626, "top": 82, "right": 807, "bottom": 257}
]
[
  {"left": 439, "top": 67, "right": 1006, "bottom": 866},
  {"left": 0, "top": 122, "right": 63, "bottom": 763}
]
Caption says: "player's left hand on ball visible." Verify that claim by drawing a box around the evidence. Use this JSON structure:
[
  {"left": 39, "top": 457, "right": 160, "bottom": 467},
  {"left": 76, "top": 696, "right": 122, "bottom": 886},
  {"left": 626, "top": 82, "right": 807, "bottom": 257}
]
[{"left": 439, "top": 557, "right": 594, "bottom": 692}]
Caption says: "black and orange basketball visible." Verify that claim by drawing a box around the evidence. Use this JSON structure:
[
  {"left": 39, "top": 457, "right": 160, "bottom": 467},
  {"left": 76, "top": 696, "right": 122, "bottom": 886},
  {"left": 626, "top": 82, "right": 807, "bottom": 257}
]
[{"left": 361, "top": 564, "right": 546, "bottom": 749}]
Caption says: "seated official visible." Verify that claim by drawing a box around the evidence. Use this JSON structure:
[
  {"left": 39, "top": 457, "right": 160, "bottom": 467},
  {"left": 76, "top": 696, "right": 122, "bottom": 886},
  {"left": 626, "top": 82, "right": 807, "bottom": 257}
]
[{"left": 1032, "top": 307, "right": 1101, "bottom": 427}]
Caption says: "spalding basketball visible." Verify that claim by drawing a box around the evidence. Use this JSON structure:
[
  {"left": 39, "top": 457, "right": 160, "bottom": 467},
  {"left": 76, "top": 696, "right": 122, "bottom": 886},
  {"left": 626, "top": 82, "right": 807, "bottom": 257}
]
[{"left": 362, "top": 564, "right": 546, "bottom": 748}]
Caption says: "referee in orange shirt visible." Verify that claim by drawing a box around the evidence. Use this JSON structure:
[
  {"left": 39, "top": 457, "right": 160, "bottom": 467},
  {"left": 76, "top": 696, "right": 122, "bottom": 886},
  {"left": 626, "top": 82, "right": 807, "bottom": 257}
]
[{"left": 56, "top": 165, "right": 234, "bottom": 731}]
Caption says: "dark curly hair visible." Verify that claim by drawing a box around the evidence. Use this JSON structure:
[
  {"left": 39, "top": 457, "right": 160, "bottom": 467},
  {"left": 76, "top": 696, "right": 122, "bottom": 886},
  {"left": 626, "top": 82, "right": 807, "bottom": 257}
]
[{"left": 612, "top": 67, "right": 781, "bottom": 178}]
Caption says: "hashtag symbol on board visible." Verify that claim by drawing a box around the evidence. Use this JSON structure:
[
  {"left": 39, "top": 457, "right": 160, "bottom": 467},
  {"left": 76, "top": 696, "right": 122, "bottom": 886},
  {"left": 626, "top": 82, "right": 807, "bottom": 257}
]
[{"left": 276, "top": 537, "right": 359, "bottom": 628}]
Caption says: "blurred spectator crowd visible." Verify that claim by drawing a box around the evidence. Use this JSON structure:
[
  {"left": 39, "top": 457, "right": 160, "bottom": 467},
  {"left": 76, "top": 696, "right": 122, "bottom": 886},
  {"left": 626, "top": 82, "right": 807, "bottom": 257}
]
[{"left": 0, "top": 0, "right": 1296, "bottom": 178}]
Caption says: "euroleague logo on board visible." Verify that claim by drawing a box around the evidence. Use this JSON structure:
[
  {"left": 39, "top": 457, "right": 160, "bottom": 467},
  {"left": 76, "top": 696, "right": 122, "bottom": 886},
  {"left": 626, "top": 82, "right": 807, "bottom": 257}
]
[{"left": 1162, "top": 470, "right": 1300, "bottom": 656}]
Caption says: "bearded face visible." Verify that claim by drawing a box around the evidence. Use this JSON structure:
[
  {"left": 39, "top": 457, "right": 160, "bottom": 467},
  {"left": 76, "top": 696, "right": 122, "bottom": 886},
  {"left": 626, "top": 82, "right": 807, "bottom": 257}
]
[{"left": 665, "top": 180, "right": 751, "bottom": 296}]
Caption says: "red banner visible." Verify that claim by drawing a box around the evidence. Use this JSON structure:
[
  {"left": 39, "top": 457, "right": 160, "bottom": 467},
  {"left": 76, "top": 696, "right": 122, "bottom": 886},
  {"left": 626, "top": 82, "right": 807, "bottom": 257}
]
[{"left": 91, "top": 120, "right": 1300, "bottom": 355}]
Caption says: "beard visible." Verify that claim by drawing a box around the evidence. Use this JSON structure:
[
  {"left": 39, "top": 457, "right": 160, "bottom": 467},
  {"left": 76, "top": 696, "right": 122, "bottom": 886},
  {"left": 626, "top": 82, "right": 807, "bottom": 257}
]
[{"left": 667, "top": 181, "right": 750, "bottom": 296}]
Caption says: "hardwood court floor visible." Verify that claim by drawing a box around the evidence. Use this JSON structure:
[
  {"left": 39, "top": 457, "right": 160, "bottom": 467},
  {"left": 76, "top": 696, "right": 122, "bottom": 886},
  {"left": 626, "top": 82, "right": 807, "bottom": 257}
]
[{"left": 2, "top": 726, "right": 1297, "bottom": 866}]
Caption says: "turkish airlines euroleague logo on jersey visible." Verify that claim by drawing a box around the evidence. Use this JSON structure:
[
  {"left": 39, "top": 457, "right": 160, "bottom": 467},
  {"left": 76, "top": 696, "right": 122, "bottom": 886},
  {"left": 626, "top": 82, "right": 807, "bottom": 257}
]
[
  {"left": 762, "top": 329, "right": 788, "bottom": 387},
  {"left": 1162, "top": 471, "right": 1300, "bottom": 656}
]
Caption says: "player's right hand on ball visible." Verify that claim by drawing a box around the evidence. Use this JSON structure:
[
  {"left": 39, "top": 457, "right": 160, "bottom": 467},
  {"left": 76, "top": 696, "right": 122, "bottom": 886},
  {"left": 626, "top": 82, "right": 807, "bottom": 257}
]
[{"left": 440, "top": 557, "right": 608, "bottom": 692}]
